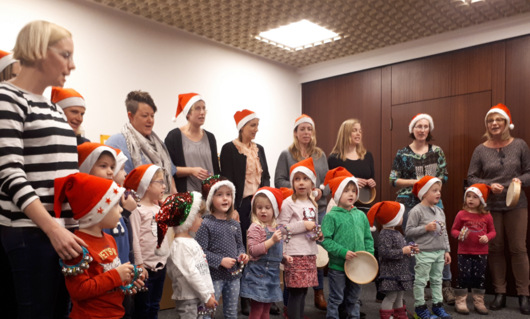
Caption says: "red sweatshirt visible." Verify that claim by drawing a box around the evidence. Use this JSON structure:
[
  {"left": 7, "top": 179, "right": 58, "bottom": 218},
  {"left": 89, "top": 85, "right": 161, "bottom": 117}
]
[{"left": 451, "top": 210, "right": 496, "bottom": 255}]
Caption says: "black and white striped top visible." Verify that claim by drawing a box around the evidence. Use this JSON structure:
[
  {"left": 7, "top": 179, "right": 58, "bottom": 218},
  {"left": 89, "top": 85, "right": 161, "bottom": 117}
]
[{"left": 0, "top": 82, "right": 78, "bottom": 227}]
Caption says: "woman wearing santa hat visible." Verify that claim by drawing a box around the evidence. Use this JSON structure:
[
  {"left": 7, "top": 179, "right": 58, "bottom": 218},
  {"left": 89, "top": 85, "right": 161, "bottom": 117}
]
[
  {"left": 51, "top": 87, "right": 90, "bottom": 145},
  {"left": 165, "top": 93, "right": 220, "bottom": 193},
  {"left": 274, "top": 114, "right": 329, "bottom": 311},
  {"left": 467, "top": 103, "right": 530, "bottom": 314},
  {"left": 0, "top": 21, "right": 85, "bottom": 318},
  {"left": 0, "top": 49, "right": 20, "bottom": 81}
]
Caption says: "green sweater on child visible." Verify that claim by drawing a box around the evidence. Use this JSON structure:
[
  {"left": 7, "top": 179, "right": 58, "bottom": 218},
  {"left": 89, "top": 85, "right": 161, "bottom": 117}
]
[{"left": 321, "top": 206, "right": 375, "bottom": 271}]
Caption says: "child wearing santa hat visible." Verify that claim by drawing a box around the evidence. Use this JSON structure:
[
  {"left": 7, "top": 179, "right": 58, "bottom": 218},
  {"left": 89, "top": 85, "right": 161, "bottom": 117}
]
[
  {"left": 276, "top": 157, "right": 323, "bottom": 319},
  {"left": 450, "top": 184, "right": 496, "bottom": 315},
  {"left": 321, "top": 167, "right": 374, "bottom": 319},
  {"left": 156, "top": 191, "right": 218, "bottom": 318},
  {"left": 195, "top": 175, "right": 249, "bottom": 319},
  {"left": 54, "top": 173, "right": 144, "bottom": 319},
  {"left": 367, "top": 201, "right": 415, "bottom": 319},
  {"left": 124, "top": 164, "right": 170, "bottom": 318},
  {"left": 405, "top": 176, "right": 452, "bottom": 319}
]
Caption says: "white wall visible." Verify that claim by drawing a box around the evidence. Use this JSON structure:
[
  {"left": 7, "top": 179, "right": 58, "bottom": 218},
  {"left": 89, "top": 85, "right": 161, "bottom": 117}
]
[{"left": 0, "top": 0, "right": 301, "bottom": 183}]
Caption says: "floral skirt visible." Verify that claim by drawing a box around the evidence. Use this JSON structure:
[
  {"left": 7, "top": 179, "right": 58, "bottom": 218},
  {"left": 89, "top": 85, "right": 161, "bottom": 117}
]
[{"left": 284, "top": 255, "right": 318, "bottom": 288}]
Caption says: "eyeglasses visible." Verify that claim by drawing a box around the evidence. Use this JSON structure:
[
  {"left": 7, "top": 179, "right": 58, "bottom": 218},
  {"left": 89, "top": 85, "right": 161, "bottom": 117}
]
[
  {"left": 414, "top": 125, "right": 429, "bottom": 131},
  {"left": 49, "top": 47, "right": 74, "bottom": 62},
  {"left": 498, "top": 148, "right": 505, "bottom": 166},
  {"left": 150, "top": 180, "right": 165, "bottom": 186},
  {"left": 487, "top": 118, "right": 505, "bottom": 124}
]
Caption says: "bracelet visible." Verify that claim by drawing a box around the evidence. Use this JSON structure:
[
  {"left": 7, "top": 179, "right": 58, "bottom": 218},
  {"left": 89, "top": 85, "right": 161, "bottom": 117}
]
[
  {"left": 120, "top": 266, "right": 148, "bottom": 294},
  {"left": 59, "top": 246, "right": 92, "bottom": 276},
  {"left": 198, "top": 305, "right": 217, "bottom": 316}
]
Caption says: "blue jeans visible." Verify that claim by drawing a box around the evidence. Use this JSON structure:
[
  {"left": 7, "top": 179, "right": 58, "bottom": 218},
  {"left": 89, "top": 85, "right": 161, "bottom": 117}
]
[
  {"left": 206, "top": 278, "right": 240, "bottom": 319},
  {"left": 134, "top": 266, "right": 166, "bottom": 319},
  {"left": 327, "top": 269, "right": 361, "bottom": 319},
  {"left": 0, "top": 226, "right": 69, "bottom": 319}
]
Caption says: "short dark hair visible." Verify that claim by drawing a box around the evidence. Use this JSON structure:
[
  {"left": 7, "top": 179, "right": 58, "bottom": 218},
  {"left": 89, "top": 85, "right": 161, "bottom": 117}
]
[{"left": 125, "top": 90, "right": 157, "bottom": 114}]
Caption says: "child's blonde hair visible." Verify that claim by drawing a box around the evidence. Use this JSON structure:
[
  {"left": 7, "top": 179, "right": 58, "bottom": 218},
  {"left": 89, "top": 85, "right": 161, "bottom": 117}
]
[{"left": 251, "top": 193, "right": 277, "bottom": 228}]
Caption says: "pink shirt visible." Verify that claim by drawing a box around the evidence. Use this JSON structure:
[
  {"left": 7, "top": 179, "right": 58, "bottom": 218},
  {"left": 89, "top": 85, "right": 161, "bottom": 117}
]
[
  {"left": 130, "top": 204, "right": 169, "bottom": 270},
  {"left": 247, "top": 223, "right": 276, "bottom": 261},
  {"left": 276, "top": 196, "right": 318, "bottom": 256}
]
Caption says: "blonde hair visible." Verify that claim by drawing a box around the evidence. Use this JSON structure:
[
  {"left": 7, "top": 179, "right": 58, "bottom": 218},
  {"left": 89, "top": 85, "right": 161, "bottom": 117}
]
[
  {"left": 288, "top": 124, "right": 324, "bottom": 161},
  {"left": 483, "top": 113, "right": 511, "bottom": 141},
  {"left": 13, "top": 20, "right": 72, "bottom": 66},
  {"left": 250, "top": 193, "right": 277, "bottom": 228},
  {"left": 330, "top": 118, "right": 367, "bottom": 161}
]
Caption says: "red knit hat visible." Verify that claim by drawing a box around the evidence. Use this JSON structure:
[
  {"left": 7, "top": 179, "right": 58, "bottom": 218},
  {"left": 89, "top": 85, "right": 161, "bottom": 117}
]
[
  {"left": 123, "top": 164, "right": 161, "bottom": 198},
  {"left": 412, "top": 176, "right": 442, "bottom": 200},
  {"left": 465, "top": 183, "right": 491, "bottom": 207},
  {"left": 156, "top": 191, "right": 203, "bottom": 248},
  {"left": 234, "top": 109, "right": 258, "bottom": 131},
  {"left": 109, "top": 146, "right": 128, "bottom": 177},
  {"left": 289, "top": 157, "right": 317, "bottom": 186},
  {"left": 252, "top": 187, "right": 284, "bottom": 218},
  {"left": 0, "top": 50, "right": 16, "bottom": 73},
  {"left": 485, "top": 103, "right": 514, "bottom": 130},
  {"left": 54, "top": 173, "right": 125, "bottom": 228},
  {"left": 367, "top": 201, "right": 405, "bottom": 231},
  {"left": 173, "top": 93, "right": 203, "bottom": 121},
  {"left": 294, "top": 114, "right": 314, "bottom": 130},
  {"left": 51, "top": 87, "right": 86, "bottom": 109},
  {"left": 77, "top": 142, "right": 117, "bottom": 174},
  {"left": 324, "top": 167, "right": 359, "bottom": 203},
  {"left": 201, "top": 175, "right": 236, "bottom": 211},
  {"left": 409, "top": 113, "right": 434, "bottom": 133}
]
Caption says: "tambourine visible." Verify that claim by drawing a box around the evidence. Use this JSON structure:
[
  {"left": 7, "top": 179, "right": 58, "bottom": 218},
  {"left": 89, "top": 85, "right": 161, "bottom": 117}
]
[
  {"left": 316, "top": 245, "right": 329, "bottom": 269},
  {"left": 357, "top": 187, "right": 376, "bottom": 205},
  {"left": 506, "top": 180, "right": 521, "bottom": 208},
  {"left": 344, "top": 251, "right": 378, "bottom": 284}
]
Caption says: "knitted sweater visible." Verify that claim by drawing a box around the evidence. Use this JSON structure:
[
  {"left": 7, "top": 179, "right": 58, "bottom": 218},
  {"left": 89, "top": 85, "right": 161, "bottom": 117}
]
[
  {"left": 405, "top": 203, "right": 450, "bottom": 252},
  {"left": 321, "top": 206, "right": 375, "bottom": 271},
  {"left": 450, "top": 210, "right": 496, "bottom": 255}
]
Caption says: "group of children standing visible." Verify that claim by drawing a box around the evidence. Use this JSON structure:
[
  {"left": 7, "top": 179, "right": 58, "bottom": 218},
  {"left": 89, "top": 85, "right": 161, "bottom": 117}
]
[{"left": 54, "top": 140, "right": 496, "bottom": 319}]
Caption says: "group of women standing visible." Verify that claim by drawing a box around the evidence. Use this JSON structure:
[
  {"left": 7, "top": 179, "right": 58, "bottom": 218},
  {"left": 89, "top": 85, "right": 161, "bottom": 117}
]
[{"left": 1, "top": 19, "right": 529, "bottom": 319}]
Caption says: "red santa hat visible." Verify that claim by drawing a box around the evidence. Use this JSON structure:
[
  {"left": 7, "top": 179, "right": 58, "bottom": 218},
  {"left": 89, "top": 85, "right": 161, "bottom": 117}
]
[
  {"left": 155, "top": 191, "right": 203, "bottom": 248},
  {"left": 51, "top": 87, "right": 86, "bottom": 109},
  {"left": 294, "top": 114, "right": 314, "bottom": 130},
  {"left": 234, "top": 109, "right": 258, "bottom": 131},
  {"left": 252, "top": 187, "right": 284, "bottom": 218},
  {"left": 77, "top": 142, "right": 117, "bottom": 174},
  {"left": 0, "top": 50, "right": 16, "bottom": 73},
  {"left": 324, "top": 167, "right": 359, "bottom": 203},
  {"left": 485, "top": 103, "right": 514, "bottom": 130},
  {"left": 173, "top": 93, "right": 203, "bottom": 121},
  {"left": 465, "top": 183, "right": 491, "bottom": 207},
  {"left": 201, "top": 175, "right": 236, "bottom": 211},
  {"left": 108, "top": 147, "right": 128, "bottom": 177},
  {"left": 412, "top": 176, "right": 442, "bottom": 200},
  {"left": 289, "top": 157, "right": 317, "bottom": 186},
  {"left": 54, "top": 173, "right": 125, "bottom": 228},
  {"left": 409, "top": 113, "right": 434, "bottom": 133},
  {"left": 367, "top": 201, "right": 405, "bottom": 232},
  {"left": 123, "top": 164, "right": 161, "bottom": 198}
]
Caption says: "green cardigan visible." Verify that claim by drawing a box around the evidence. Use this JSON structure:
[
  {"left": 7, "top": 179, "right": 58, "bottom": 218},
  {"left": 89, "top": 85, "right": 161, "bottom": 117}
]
[{"left": 321, "top": 206, "right": 375, "bottom": 271}]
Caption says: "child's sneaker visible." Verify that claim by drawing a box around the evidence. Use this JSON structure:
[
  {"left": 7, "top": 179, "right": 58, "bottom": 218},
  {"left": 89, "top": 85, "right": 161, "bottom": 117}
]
[
  {"left": 431, "top": 302, "right": 452, "bottom": 319},
  {"left": 414, "top": 305, "right": 439, "bottom": 319}
]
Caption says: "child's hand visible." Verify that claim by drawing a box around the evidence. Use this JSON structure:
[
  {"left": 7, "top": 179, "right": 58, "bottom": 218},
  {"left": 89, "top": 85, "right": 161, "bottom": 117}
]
[
  {"left": 206, "top": 294, "right": 218, "bottom": 308},
  {"left": 304, "top": 221, "right": 316, "bottom": 231},
  {"left": 116, "top": 262, "right": 135, "bottom": 283},
  {"left": 345, "top": 251, "right": 357, "bottom": 260},
  {"left": 271, "top": 229, "right": 283, "bottom": 243},
  {"left": 425, "top": 221, "right": 437, "bottom": 232},
  {"left": 403, "top": 246, "right": 412, "bottom": 255},
  {"left": 137, "top": 264, "right": 149, "bottom": 280},
  {"left": 220, "top": 257, "right": 236, "bottom": 269},
  {"left": 284, "top": 255, "right": 293, "bottom": 264},
  {"left": 239, "top": 253, "right": 250, "bottom": 265},
  {"left": 121, "top": 194, "right": 137, "bottom": 211},
  {"left": 478, "top": 235, "right": 489, "bottom": 244},
  {"left": 444, "top": 252, "right": 451, "bottom": 265}
]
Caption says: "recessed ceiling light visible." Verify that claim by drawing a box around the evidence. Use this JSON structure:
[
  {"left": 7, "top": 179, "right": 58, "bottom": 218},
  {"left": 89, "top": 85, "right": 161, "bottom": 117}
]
[
  {"left": 257, "top": 19, "right": 341, "bottom": 51},
  {"left": 459, "top": 0, "right": 484, "bottom": 4}
]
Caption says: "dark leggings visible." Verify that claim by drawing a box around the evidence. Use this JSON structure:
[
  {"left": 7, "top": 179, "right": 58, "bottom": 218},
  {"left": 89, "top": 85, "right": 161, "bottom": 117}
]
[
  {"left": 287, "top": 288, "right": 308, "bottom": 319},
  {"left": 457, "top": 254, "right": 487, "bottom": 290}
]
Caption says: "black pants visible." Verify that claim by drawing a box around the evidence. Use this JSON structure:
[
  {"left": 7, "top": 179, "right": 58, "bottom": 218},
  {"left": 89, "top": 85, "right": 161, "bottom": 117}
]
[{"left": 457, "top": 254, "right": 487, "bottom": 290}]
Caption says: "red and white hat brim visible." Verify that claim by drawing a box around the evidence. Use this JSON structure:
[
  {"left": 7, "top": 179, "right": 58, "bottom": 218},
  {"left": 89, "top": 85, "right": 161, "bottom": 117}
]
[
  {"left": 236, "top": 113, "right": 258, "bottom": 131},
  {"left": 290, "top": 166, "right": 316, "bottom": 186},
  {"left": 384, "top": 203, "right": 405, "bottom": 228},
  {"left": 78, "top": 182, "right": 125, "bottom": 228},
  {"left": 0, "top": 54, "right": 16, "bottom": 73},
  {"left": 485, "top": 108, "right": 514, "bottom": 130},
  {"left": 333, "top": 177, "right": 359, "bottom": 203},
  {"left": 174, "top": 95, "right": 203, "bottom": 122},
  {"left": 205, "top": 180, "right": 236, "bottom": 211},
  {"left": 409, "top": 114, "right": 434, "bottom": 133},
  {"left": 294, "top": 117, "right": 314, "bottom": 129},
  {"left": 417, "top": 177, "right": 441, "bottom": 200},
  {"left": 113, "top": 152, "right": 128, "bottom": 177},
  {"left": 464, "top": 187, "right": 487, "bottom": 207},
  {"left": 79, "top": 146, "right": 117, "bottom": 174},
  {"left": 175, "top": 191, "right": 203, "bottom": 233},
  {"left": 253, "top": 189, "right": 280, "bottom": 218},
  {"left": 57, "top": 97, "right": 86, "bottom": 109},
  {"left": 136, "top": 165, "right": 161, "bottom": 198}
]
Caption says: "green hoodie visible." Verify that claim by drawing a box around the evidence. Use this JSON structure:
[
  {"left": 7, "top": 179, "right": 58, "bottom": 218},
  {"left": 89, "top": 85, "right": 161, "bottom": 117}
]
[{"left": 321, "top": 206, "right": 375, "bottom": 271}]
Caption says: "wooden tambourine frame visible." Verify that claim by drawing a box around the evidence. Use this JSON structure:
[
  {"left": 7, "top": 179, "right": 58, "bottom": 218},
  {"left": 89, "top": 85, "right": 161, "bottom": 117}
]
[
  {"left": 357, "top": 187, "right": 376, "bottom": 205},
  {"left": 316, "top": 245, "right": 329, "bottom": 269},
  {"left": 344, "top": 251, "right": 378, "bottom": 284},
  {"left": 506, "top": 180, "right": 521, "bottom": 208}
]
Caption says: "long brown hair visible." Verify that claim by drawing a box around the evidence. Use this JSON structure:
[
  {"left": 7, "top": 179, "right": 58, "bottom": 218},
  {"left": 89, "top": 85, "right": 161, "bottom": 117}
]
[{"left": 330, "top": 118, "right": 367, "bottom": 161}]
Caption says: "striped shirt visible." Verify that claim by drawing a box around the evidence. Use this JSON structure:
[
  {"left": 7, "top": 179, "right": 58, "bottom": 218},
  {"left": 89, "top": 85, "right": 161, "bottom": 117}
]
[{"left": 0, "top": 82, "right": 78, "bottom": 227}]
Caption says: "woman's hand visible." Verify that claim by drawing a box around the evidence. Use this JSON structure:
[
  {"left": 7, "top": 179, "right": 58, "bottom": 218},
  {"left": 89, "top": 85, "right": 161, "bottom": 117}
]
[
  {"left": 192, "top": 167, "right": 210, "bottom": 180},
  {"left": 513, "top": 178, "right": 522, "bottom": 184},
  {"left": 490, "top": 183, "right": 504, "bottom": 194},
  {"left": 220, "top": 257, "right": 236, "bottom": 269},
  {"left": 356, "top": 178, "right": 367, "bottom": 188},
  {"left": 48, "top": 225, "right": 87, "bottom": 260},
  {"left": 366, "top": 178, "right": 376, "bottom": 188}
]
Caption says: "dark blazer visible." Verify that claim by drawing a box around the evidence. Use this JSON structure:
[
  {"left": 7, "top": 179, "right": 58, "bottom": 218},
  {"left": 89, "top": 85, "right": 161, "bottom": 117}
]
[
  {"left": 220, "top": 141, "right": 270, "bottom": 208},
  {"left": 164, "top": 128, "right": 221, "bottom": 192}
]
